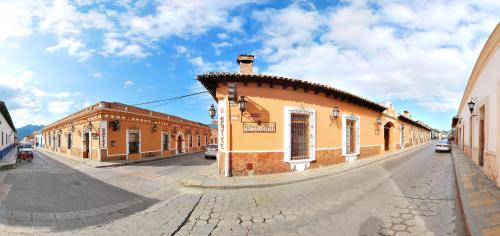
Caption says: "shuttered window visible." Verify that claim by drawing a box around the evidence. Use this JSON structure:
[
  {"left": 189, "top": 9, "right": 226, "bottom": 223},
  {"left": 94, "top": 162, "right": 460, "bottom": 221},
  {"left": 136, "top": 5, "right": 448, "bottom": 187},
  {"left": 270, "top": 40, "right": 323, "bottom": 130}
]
[{"left": 291, "top": 113, "right": 309, "bottom": 160}]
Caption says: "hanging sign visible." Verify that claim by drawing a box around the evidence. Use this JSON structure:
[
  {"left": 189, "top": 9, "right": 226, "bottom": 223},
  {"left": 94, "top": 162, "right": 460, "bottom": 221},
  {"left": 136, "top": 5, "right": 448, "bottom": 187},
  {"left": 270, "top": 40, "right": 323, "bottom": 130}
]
[{"left": 243, "top": 122, "right": 276, "bottom": 133}]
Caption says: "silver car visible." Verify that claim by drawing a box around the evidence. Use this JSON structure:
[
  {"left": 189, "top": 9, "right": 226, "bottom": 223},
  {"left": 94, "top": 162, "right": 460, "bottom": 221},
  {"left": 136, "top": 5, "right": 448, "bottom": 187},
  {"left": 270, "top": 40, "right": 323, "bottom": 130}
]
[
  {"left": 205, "top": 144, "right": 218, "bottom": 159},
  {"left": 435, "top": 140, "right": 451, "bottom": 152}
]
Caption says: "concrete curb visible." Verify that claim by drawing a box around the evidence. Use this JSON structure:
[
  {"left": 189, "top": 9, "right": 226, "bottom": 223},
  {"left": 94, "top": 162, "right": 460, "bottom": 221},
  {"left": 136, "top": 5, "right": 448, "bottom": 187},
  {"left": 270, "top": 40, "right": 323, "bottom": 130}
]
[
  {"left": 450, "top": 147, "right": 481, "bottom": 236},
  {"left": 36, "top": 148, "right": 203, "bottom": 168},
  {"left": 180, "top": 142, "right": 434, "bottom": 190},
  {"left": 0, "top": 150, "right": 17, "bottom": 171}
]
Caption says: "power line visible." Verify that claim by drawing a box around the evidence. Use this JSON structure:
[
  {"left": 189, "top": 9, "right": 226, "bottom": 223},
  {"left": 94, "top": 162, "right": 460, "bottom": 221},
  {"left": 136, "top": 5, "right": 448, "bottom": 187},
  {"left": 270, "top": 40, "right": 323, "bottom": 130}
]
[{"left": 131, "top": 91, "right": 209, "bottom": 106}]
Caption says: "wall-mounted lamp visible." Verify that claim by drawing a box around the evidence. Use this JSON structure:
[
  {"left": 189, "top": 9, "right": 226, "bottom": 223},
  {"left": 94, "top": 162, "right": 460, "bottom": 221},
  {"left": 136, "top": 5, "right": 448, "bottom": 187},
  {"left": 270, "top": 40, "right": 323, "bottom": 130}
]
[
  {"left": 467, "top": 99, "right": 476, "bottom": 114},
  {"left": 86, "top": 121, "right": 93, "bottom": 132},
  {"left": 58, "top": 129, "right": 63, "bottom": 135},
  {"left": 173, "top": 127, "right": 177, "bottom": 134},
  {"left": 68, "top": 126, "right": 75, "bottom": 133},
  {"left": 238, "top": 96, "right": 247, "bottom": 113},
  {"left": 331, "top": 106, "right": 340, "bottom": 120},
  {"left": 110, "top": 120, "right": 120, "bottom": 131},
  {"left": 209, "top": 104, "right": 216, "bottom": 120},
  {"left": 152, "top": 123, "right": 158, "bottom": 133},
  {"left": 375, "top": 117, "right": 382, "bottom": 126}
]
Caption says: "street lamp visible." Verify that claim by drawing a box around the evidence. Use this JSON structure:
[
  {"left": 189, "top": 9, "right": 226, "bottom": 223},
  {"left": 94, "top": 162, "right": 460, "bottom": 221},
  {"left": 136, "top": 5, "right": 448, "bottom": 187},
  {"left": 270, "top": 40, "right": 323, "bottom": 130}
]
[
  {"left": 238, "top": 96, "right": 247, "bottom": 113},
  {"left": 468, "top": 100, "right": 475, "bottom": 114},
  {"left": 375, "top": 117, "right": 382, "bottom": 126},
  {"left": 209, "top": 104, "right": 216, "bottom": 120},
  {"left": 331, "top": 106, "right": 340, "bottom": 120},
  {"left": 86, "top": 121, "right": 93, "bottom": 132}
]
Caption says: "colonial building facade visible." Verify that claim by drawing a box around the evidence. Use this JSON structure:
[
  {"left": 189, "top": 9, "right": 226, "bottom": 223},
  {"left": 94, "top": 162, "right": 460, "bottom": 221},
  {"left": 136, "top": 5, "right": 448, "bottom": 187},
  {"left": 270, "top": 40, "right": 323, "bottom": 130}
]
[
  {"left": 452, "top": 23, "right": 499, "bottom": 187},
  {"left": 197, "top": 55, "right": 432, "bottom": 176},
  {"left": 0, "top": 101, "right": 16, "bottom": 159},
  {"left": 42, "top": 102, "right": 211, "bottom": 162}
]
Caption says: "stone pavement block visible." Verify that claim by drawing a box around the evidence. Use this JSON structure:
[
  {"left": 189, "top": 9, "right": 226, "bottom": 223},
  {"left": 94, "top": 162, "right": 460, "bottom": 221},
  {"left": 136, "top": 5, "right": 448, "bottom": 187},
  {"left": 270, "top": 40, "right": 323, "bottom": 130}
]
[
  {"left": 57, "top": 218, "right": 87, "bottom": 231},
  {"left": 32, "top": 212, "right": 56, "bottom": 221}
]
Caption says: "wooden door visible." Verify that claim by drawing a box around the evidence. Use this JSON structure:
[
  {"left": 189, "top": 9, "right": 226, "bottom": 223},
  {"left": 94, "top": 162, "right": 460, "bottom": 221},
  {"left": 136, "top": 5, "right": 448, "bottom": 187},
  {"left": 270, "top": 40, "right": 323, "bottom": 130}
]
[
  {"left": 177, "top": 136, "right": 183, "bottom": 153},
  {"left": 479, "top": 120, "right": 484, "bottom": 166}
]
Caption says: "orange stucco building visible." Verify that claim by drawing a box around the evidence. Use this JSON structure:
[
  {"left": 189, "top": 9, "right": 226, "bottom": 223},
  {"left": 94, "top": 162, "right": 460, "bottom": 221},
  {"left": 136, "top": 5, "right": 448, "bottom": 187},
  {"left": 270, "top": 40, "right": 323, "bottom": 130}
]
[
  {"left": 197, "top": 55, "right": 433, "bottom": 176},
  {"left": 42, "top": 102, "right": 210, "bottom": 162}
]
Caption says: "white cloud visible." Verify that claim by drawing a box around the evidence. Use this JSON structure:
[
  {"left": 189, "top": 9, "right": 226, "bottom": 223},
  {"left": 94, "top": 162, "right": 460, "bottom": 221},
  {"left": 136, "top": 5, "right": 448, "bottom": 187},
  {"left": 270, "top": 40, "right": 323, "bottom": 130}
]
[
  {"left": 46, "top": 37, "right": 94, "bottom": 61},
  {"left": 117, "top": 44, "right": 148, "bottom": 58},
  {"left": 92, "top": 72, "right": 102, "bottom": 79},
  {"left": 188, "top": 56, "right": 237, "bottom": 72},
  {"left": 123, "top": 80, "right": 134, "bottom": 88},
  {"left": 48, "top": 100, "right": 74, "bottom": 114},
  {"left": 212, "top": 41, "right": 232, "bottom": 56},
  {"left": 254, "top": 1, "right": 500, "bottom": 113}
]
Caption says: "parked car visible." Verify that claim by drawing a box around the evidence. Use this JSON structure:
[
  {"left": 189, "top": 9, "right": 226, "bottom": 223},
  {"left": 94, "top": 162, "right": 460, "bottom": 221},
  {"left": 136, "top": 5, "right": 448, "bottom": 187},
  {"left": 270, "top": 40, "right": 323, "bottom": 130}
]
[
  {"left": 18, "top": 143, "right": 34, "bottom": 162},
  {"left": 205, "top": 144, "right": 218, "bottom": 159},
  {"left": 435, "top": 139, "right": 451, "bottom": 153}
]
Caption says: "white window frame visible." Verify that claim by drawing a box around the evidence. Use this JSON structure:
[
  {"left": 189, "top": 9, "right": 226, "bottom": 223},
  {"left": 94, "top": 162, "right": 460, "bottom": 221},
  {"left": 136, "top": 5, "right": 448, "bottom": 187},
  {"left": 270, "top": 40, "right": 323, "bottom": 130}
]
[
  {"left": 283, "top": 106, "right": 316, "bottom": 164},
  {"left": 342, "top": 114, "right": 360, "bottom": 158}
]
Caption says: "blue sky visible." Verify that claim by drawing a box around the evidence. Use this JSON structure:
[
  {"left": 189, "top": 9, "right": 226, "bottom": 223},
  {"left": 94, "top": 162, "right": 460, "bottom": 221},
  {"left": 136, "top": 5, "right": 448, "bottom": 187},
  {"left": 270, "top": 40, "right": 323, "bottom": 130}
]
[{"left": 0, "top": 0, "right": 499, "bottom": 131}]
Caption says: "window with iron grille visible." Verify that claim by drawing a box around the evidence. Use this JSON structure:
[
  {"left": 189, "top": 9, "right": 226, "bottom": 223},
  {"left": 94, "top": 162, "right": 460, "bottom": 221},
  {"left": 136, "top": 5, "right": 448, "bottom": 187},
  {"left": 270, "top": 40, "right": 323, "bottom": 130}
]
[
  {"left": 58, "top": 134, "right": 61, "bottom": 147},
  {"left": 189, "top": 134, "right": 193, "bottom": 147},
  {"left": 345, "top": 119, "right": 358, "bottom": 155},
  {"left": 197, "top": 135, "right": 201, "bottom": 146},
  {"left": 291, "top": 113, "right": 310, "bottom": 160},
  {"left": 67, "top": 134, "right": 72, "bottom": 149},
  {"left": 129, "top": 132, "right": 140, "bottom": 154},
  {"left": 163, "top": 133, "right": 169, "bottom": 151}
]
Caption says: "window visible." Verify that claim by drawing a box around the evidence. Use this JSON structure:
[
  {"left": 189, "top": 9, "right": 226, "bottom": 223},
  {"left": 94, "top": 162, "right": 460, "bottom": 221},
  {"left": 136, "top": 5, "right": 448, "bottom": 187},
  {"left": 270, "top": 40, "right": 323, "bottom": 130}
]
[
  {"left": 67, "top": 134, "right": 72, "bottom": 149},
  {"left": 400, "top": 125, "right": 405, "bottom": 148},
  {"left": 1, "top": 131, "right": 3, "bottom": 146},
  {"left": 58, "top": 134, "right": 61, "bottom": 147},
  {"left": 205, "top": 135, "right": 208, "bottom": 145},
  {"left": 162, "top": 133, "right": 169, "bottom": 151},
  {"left": 291, "top": 113, "right": 310, "bottom": 160},
  {"left": 342, "top": 114, "right": 360, "bottom": 157},
  {"left": 189, "top": 134, "right": 193, "bottom": 147},
  {"left": 197, "top": 135, "right": 201, "bottom": 147},
  {"left": 345, "top": 119, "right": 357, "bottom": 154},
  {"left": 128, "top": 132, "right": 140, "bottom": 154}
]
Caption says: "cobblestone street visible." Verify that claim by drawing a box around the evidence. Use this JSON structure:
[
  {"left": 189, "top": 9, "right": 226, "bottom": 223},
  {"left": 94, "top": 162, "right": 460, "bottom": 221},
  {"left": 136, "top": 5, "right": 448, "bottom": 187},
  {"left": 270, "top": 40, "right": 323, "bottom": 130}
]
[{"left": 0, "top": 144, "right": 464, "bottom": 235}]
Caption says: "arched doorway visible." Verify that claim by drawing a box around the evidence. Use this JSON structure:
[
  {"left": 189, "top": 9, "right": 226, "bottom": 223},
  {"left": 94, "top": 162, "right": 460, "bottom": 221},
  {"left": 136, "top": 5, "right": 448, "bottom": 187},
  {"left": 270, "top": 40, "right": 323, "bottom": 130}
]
[
  {"left": 177, "top": 135, "right": 183, "bottom": 153},
  {"left": 384, "top": 122, "right": 394, "bottom": 151}
]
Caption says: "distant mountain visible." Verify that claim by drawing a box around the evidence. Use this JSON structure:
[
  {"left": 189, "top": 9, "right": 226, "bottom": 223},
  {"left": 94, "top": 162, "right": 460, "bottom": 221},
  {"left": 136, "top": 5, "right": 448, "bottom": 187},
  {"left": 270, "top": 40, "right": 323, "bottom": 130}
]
[{"left": 16, "top": 124, "right": 45, "bottom": 140}]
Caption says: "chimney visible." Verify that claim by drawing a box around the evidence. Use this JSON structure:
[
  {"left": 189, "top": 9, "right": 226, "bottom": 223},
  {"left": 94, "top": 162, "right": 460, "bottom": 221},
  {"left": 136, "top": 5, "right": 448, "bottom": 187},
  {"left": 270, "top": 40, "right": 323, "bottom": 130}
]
[
  {"left": 403, "top": 110, "right": 410, "bottom": 117},
  {"left": 237, "top": 54, "right": 254, "bottom": 74}
]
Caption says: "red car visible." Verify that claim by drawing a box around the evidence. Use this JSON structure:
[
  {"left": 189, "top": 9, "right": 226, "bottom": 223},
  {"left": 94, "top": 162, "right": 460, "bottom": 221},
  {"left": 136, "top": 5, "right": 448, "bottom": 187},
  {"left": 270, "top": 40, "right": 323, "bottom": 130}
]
[{"left": 18, "top": 143, "right": 33, "bottom": 162}]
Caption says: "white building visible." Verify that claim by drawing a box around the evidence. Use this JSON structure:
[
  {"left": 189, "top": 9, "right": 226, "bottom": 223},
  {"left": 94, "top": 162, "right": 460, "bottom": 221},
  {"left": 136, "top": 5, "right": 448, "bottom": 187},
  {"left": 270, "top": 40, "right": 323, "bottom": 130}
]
[
  {"left": 452, "top": 23, "right": 499, "bottom": 187},
  {"left": 0, "top": 101, "right": 16, "bottom": 159}
]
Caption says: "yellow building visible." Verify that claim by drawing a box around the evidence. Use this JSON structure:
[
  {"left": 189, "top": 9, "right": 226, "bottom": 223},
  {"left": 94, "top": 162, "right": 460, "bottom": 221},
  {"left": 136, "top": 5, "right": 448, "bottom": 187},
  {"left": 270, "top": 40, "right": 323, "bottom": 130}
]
[
  {"left": 197, "top": 55, "right": 432, "bottom": 176},
  {"left": 42, "top": 102, "right": 211, "bottom": 161}
]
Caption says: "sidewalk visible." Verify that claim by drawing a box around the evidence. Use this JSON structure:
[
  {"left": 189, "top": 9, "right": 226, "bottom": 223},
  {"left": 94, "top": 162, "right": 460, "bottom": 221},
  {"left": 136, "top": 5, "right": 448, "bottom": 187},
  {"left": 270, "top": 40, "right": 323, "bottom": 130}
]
[
  {"left": 0, "top": 148, "right": 17, "bottom": 170},
  {"left": 451, "top": 146, "right": 500, "bottom": 236},
  {"left": 180, "top": 142, "right": 433, "bottom": 189},
  {"left": 37, "top": 148, "right": 204, "bottom": 168}
]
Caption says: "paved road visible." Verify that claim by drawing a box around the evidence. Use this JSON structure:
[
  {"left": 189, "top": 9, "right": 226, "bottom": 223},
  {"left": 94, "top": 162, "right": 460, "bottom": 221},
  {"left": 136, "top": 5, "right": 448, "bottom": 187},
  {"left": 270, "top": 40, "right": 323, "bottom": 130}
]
[
  {"left": 1, "top": 145, "right": 464, "bottom": 235},
  {"left": 0, "top": 150, "right": 214, "bottom": 233},
  {"left": 175, "top": 145, "right": 465, "bottom": 236}
]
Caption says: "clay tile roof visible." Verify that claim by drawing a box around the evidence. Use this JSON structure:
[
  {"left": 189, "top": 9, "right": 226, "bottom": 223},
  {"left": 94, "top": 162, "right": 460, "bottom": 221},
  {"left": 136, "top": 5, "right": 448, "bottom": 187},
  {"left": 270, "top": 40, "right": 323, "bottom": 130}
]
[{"left": 197, "top": 72, "right": 387, "bottom": 112}]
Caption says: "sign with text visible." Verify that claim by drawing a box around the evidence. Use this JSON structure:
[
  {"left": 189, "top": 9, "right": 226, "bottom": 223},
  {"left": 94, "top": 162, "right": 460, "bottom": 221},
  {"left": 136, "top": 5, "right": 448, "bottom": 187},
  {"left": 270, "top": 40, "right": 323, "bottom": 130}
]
[{"left": 243, "top": 122, "right": 276, "bottom": 133}]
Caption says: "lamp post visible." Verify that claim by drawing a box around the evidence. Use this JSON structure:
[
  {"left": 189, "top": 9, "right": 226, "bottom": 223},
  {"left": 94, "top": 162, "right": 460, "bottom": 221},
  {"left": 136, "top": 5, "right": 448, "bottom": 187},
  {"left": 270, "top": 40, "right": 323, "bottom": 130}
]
[{"left": 331, "top": 106, "right": 340, "bottom": 120}]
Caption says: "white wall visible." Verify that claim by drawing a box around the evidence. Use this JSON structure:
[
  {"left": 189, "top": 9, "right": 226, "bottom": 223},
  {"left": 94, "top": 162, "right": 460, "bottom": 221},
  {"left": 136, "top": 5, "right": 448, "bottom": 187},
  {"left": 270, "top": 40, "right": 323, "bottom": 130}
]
[
  {"left": 0, "top": 112, "right": 15, "bottom": 150},
  {"left": 458, "top": 46, "right": 499, "bottom": 153}
]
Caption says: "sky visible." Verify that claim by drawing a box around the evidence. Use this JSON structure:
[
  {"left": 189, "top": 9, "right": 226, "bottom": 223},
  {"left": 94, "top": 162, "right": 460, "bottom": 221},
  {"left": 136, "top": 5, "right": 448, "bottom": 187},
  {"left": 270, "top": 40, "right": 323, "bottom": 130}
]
[{"left": 0, "top": 0, "right": 498, "bottom": 131}]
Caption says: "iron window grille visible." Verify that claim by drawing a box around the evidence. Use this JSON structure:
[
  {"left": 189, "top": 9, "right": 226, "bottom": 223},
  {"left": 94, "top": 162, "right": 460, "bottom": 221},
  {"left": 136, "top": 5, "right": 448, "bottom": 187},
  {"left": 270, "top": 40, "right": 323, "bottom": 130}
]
[
  {"left": 128, "top": 132, "right": 140, "bottom": 154},
  {"left": 67, "top": 134, "right": 72, "bottom": 149},
  {"left": 189, "top": 134, "right": 193, "bottom": 148},
  {"left": 197, "top": 135, "right": 201, "bottom": 147},
  {"left": 163, "top": 134, "right": 169, "bottom": 151},
  {"left": 290, "top": 113, "right": 310, "bottom": 160}
]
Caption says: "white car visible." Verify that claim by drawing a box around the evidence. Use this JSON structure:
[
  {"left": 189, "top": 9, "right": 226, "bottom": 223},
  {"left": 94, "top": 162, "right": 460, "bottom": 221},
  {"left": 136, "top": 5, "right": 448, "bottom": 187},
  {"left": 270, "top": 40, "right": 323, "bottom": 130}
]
[
  {"left": 435, "top": 140, "right": 451, "bottom": 152},
  {"left": 205, "top": 144, "right": 218, "bottom": 159}
]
